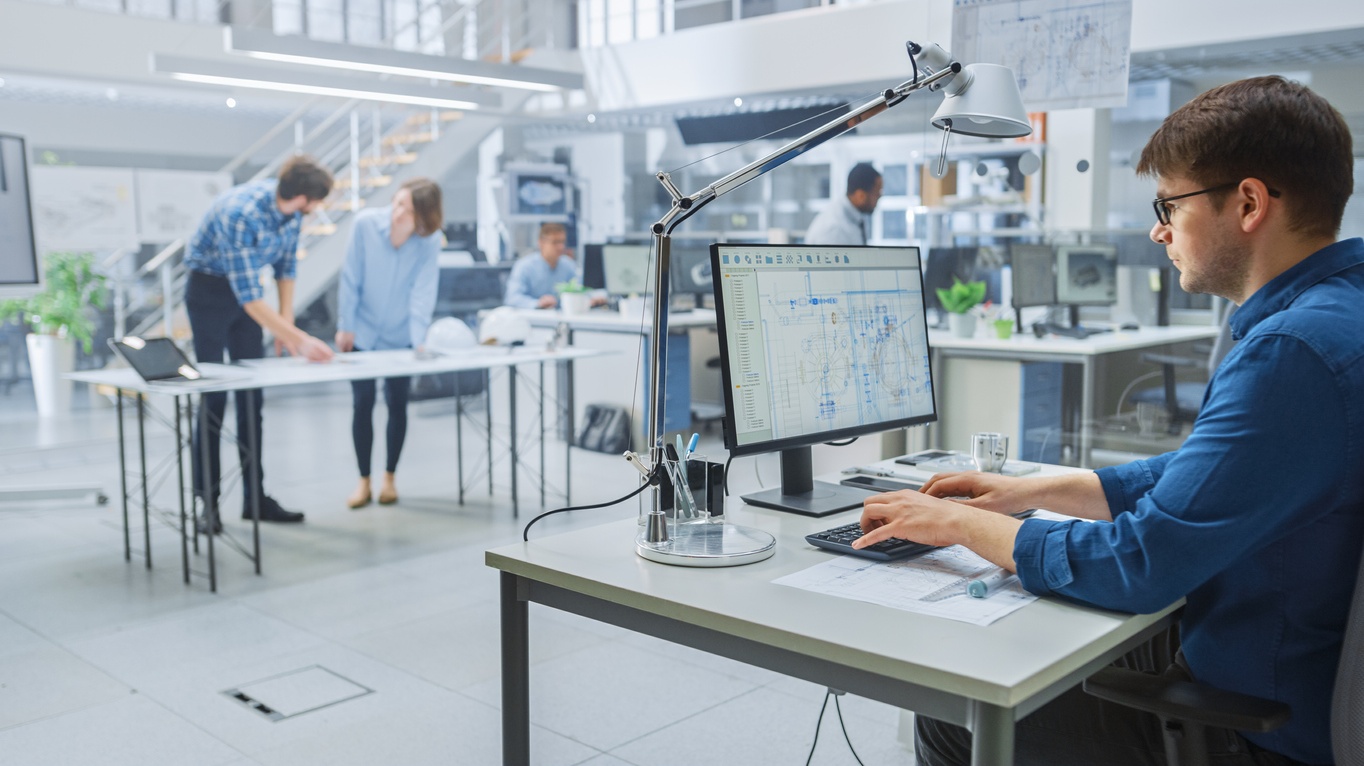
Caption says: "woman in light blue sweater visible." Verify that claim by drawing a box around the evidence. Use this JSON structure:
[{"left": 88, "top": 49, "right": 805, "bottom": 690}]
[{"left": 335, "top": 178, "right": 443, "bottom": 508}]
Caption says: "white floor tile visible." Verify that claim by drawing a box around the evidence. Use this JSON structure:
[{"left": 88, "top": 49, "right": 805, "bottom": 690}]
[{"left": 0, "top": 644, "right": 130, "bottom": 730}]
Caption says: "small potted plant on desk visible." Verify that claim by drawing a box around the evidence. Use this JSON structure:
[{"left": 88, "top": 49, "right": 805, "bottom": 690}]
[
  {"left": 936, "top": 277, "right": 987, "bottom": 338},
  {"left": 556, "top": 279, "right": 592, "bottom": 315},
  {"left": 0, "top": 251, "right": 107, "bottom": 417}
]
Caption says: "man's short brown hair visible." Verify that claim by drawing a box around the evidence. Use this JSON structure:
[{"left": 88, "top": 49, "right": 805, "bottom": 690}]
[
  {"left": 1137, "top": 76, "right": 1353, "bottom": 239},
  {"left": 401, "top": 177, "right": 443, "bottom": 237},
  {"left": 277, "top": 155, "right": 334, "bottom": 201},
  {"left": 539, "top": 222, "right": 567, "bottom": 238}
]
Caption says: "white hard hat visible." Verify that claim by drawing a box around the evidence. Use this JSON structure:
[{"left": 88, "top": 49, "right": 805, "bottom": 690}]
[
  {"left": 478, "top": 307, "right": 531, "bottom": 346},
  {"left": 425, "top": 317, "right": 477, "bottom": 354}
]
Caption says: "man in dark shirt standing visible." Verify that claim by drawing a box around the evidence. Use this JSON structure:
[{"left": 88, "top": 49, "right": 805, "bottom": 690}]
[
  {"left": 184, "top": 155, "right": 336, "bottom": 533},
  {"left": 856, "top": 77, "right": 1363, "bottom": 765}
]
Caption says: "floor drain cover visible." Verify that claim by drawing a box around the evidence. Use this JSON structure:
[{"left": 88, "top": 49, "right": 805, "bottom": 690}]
[{"left": 223, "top": 665, "right": 372, "bottom": 721}]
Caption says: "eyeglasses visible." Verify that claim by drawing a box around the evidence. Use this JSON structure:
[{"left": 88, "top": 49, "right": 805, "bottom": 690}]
[{"left": 1152, "top": 182, "right": 1281, "bottom": 226}]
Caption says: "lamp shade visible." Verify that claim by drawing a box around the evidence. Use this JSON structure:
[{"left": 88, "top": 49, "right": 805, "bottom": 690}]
[{"left": 931, "top": 63, "right": 1032, "bottom": 139}]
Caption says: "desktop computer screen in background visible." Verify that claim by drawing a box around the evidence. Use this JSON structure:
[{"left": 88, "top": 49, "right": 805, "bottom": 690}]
[
  {"left": 602, "top": 244, "right": 653, "bottom": 296},
  {"left": 922, "top": 246, "right": 980, "bottom": 313},
  {"left": 1010, "top": 243, "right": 1057, "bottom": 309},
  {"left": 1055, "top": 245, "right": 1118, "bottom": 306},
  {"left": 580, "top": 244, "right": 605, "bottom": 290},
  {"left": 669, "top": 243, "right": 714, "bottom": 297},
  {"left": 711, "top": 243, "right": 937, "bottom": 516}
]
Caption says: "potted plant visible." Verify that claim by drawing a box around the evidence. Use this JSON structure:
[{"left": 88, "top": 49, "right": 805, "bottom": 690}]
[
  {"left": 935, "top": 277, "right": 987, "bottom": 338},
  {"left": 0, "top": 251, "right": 107, "bottom": 416},
  {"left": 556, "top": 279, "right": 592, "bottom": 315}
]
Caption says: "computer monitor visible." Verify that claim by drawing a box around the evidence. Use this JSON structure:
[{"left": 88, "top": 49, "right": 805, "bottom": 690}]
[
  {"left": 669, "top": 243, "right": 713, "bottom": 296},
  {"left": 922, "top": 246, "right": 979, "bottom": 314},
  {"left": 602, "top": 244, "right": 653, "bottom": 296},
  {"left": 711, "top": 243, "right": 937, "bottom": 516},
  {"left": 1055, "top": 244, "right": 1118, "bottom": 306},
  {"left": 580, "top": 244, "right": 605, "bottom": 290},
  {"left": 1009, "top": 243, "right": 1057, "bottom": 309},
  {"left": 0, "top": 133, "right": 41, "bottom": 299}
]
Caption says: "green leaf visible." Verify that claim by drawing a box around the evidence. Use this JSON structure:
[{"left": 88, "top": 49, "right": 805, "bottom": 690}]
[{"left": 936, "top": 277, "right": 987, "bottom": 314}]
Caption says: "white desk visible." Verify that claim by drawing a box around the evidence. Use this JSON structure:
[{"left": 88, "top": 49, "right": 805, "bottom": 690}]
[
  {"left": 488, "top": 477, "right": 1180, "bottom": 766},
  {"left": 928, "top": 325, "right": 1220, "bottom": 467},
  {"left": 70, "top": 346, "right": 603, "bottom": 591}
]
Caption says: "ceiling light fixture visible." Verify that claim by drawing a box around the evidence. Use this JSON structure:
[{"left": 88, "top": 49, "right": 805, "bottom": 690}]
[
  {"left": 224, "top": 28, "right": 583, "bottom": 93},
  {"left": 151, "top": 54, "right": 500, "bottom": 111}
]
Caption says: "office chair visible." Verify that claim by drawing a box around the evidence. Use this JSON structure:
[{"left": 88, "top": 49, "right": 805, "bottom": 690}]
[
  {"left": 1082, "top": 546, "right": 1364, "bottom": 766},
  {"left": 1127, "top": 305, "right": 1237, "bottom": 431}
]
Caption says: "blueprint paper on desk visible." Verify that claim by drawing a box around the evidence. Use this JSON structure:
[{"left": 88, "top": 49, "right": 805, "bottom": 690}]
[{"left": 773, "top": 546, "right": 1038, "bottom": 627}]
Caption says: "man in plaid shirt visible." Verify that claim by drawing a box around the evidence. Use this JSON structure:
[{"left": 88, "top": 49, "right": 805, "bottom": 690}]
[{"left": 184, "top": 155, "right": 335, "bottom": 533}]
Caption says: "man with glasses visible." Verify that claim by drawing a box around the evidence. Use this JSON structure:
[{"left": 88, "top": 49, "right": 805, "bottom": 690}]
[{"left": 856, "top": 76, "right": 1363, "bottom": 765}]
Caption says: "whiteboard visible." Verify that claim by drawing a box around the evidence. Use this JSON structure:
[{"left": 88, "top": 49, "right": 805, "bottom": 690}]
[
  {"left": 30, "top": 165, "right": 139, "bottom": 251},
  {"left": 135, "top": 169, "right": 233, "bottom": 244},
  {"left": 952, "top": 0, "right": 1133, "bottom": 112}
]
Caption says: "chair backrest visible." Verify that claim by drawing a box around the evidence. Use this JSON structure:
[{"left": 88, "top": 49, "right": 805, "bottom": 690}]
[{"left": 1331, "top": 545, "right": 1364, "bottom": 764}]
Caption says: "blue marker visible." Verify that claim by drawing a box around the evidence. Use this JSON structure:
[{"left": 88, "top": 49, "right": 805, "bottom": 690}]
[
  {"left": 966, "top": 570, "right": 1013, "bottom": 599},
  {"left": 685, "top": 433, "right": 699, "bottom": 459}
]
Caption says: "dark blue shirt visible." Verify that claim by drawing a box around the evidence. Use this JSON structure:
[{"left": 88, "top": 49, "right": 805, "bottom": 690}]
[
  {"left": 1014, "top": 238, "right": 1364, "bottom": 764},
  {"left": 185, "top": 179, "right": 301, "bottom": 306}
]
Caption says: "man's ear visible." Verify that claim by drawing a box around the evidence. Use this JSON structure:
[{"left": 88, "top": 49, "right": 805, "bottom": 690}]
[{"left": 1237, "top": 178, "right": 1274, "bottom": 234}]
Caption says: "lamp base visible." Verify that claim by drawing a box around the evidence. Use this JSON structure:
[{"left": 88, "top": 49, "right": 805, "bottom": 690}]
[{"left": 636, "top": 522, "right": 776, "bottom": 567}]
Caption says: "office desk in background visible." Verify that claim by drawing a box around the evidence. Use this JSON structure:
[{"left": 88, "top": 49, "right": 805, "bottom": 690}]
[
  {"left": 927, "top": 324, "right": 1221, "bottom": 467},
  {"left": 488, "top": 457, "right": 1180, "bottom": 766},
  {"left": 515, "top": 307, "right": 720, "bottom": 442},
  {"left": 69, "top": 346, "right": 604, "bottom": 591}
]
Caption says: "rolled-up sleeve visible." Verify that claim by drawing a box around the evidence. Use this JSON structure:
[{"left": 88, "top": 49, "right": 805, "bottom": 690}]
[{"left": 1011, "top": 334, "right": 1349, "bottom": 614}]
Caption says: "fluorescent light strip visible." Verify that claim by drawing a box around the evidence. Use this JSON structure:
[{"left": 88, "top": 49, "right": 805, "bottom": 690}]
[
  {"left": 242, "top": 50, "right": 564, "bottom": 92},
  {"left": 168, "top": 72, "right": 482, "bottom": 110}
]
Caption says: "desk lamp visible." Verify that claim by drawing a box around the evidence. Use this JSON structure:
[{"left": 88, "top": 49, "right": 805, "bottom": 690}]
[{"left": 634, "top": 41, "right": 1031, "bottom": 567}]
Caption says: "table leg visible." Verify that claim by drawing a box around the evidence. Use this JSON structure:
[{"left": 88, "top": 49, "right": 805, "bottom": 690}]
[
  {"left": 539, "top": 364, "right": 545, "bottom": 509},
  {"left": 1080, "top": 357, "right": 1094, "bottom": 468},
  {"left": 137, "top": 394, "right": 151, "bottom": 570},
  {"left": 509, "top": 368, "right": 519, "bottom": 519},
  {"left": 199, "top": 394, "right": 217, "bottom": 593},
  {"left": 562, "top": 359, "right": 571, "bottom": 505},
  {"left": 969, "top": 700, "right": 1015, "bottom": 766},
  {"left": 176, "top": 396, "right": 189, "bottom": 584},
  {"left": 246, "top": 388, "right": 261, "bottom": 575},
  {"left": 455, "top": 373, "right": 465, "bottom": 506},
  {"left": 486, "top": 373, "right": 493, "bottom": 497},
  {"left": 116, "top": 392, "right": 130, "bottom": 561},
  {"left": 500, "top": 572, "right": 530, "bottom": 765}
]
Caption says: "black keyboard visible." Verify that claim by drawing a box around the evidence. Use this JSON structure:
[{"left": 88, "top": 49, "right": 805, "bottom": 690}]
[{"left": 806, "top": 522, "right": 936, "bottom": 562}]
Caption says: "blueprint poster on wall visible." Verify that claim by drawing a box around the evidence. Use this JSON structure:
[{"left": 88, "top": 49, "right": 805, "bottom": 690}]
[
  {"left": 135, "top": 169, "right": 232, "bottom": 244},
  {"left": 30, "top": 165, "right": 139, "bottom": 251},
  {"left": 952, "top": 0, "right": 1133, "bottom": 111}
]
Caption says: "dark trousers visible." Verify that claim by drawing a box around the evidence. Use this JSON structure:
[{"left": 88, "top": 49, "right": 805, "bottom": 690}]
[
  {"left": 350, "top": 352, "right": 411, "bottom": 477},
  {"left": 914, "top": 625, "right": 1302, "bottom": 766},
  {"left": 185, "top": 271, "right": 264, "bottom": 506}
]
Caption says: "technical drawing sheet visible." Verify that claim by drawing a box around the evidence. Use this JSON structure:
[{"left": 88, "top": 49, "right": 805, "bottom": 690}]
[
  {"left": 774, "top": 545, "right": 1038, "bottom": 626},
  {"left": 952, "top": 0, "right": 1133, "bottom": 111}
]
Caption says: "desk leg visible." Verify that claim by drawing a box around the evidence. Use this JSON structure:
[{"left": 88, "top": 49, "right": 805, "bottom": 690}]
[
  {"left": 246, "top": 388, "right": 261, "bottom": 575},
  {"left": 486, "top": 375, "right": 494, "bottom": 497},
  {"left": 137, "top": 394, "right": 151, "bottom": 570},
  {"left": 176, "top": 396, "right": 189, "bottom": 584},
  {"left": 539, "top": 364, "right": 545, "bottom": 509},
  {"left": 500, "top": 572, "right": 530, "bottom": 765},
  {"left": 455, "top": 374, "right": 465, "bottom": 506},
  {"left": 116, "top": 392, "right": 130, "bottom": 561},
  {"left": 562, "top": 359, "right": 571, "bottom": 505},
  {"left": 1080, "top": 357, "right": 1094, "bottom": 468},
  {"left": 199, "top": 394, "right": 216, "bottom": 593},
  {"left": 509, "top": 369, "right": 519, "bottom": 519},
  {"left": 969, "top": 701, "right": 1014, "bottom": 766}
]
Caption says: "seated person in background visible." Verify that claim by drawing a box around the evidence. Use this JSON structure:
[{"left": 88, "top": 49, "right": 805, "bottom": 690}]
[
  {"left": 503, "top": 222, "right": 603, "bottom": 309},
  {"left": 335, "top": 178, "right": 443, "bottom": 509},
  {"left": 855, "top": 76, "right": 1363, "bottom": 766}
]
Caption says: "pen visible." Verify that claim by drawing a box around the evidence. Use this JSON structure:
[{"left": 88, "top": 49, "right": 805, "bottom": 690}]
[
  {"left": 966, "top": 570, "right": 1014, "bottom": 598},
  {"left": 676, "top": 435, "right": 685, "bottom": 459},
  {"left": 685, "top": 433, "right": 699, "bottom": 459}
]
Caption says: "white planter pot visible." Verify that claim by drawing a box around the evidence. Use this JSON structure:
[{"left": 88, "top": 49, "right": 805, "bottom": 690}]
[
  {"left": 560, "top": 291, "right": 592, "bottom": 315},
  {"left": 948, "top": 312, "right": 978, "bottom": 338},
  {"left": 26, "top": 334, "right": 76, "bottom": 417}
]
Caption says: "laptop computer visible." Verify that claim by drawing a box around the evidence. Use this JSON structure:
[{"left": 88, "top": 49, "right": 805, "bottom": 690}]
[{"left": 107, "top": 337, "right": 239, "bottom": 384}]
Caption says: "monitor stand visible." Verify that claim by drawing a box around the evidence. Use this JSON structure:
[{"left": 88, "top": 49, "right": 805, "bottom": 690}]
[{"left": 741, "top": 446, "right": 872, "bottom": 517}]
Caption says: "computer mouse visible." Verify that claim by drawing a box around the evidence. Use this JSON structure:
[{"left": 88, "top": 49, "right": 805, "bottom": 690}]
[{"left": 1120, "top": 322, "right": 1140, "bottom": 331}]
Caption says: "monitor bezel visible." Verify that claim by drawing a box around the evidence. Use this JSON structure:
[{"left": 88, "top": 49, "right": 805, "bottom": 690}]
[
  {"left": 1054, "top": 244, "right": 1119, "bottom": 307},
  {"left": 709, "top": 242, "right": 938, "bottom": 458},
  {"left": 0, "top": 132, "right": 43, "bottom": 299}
]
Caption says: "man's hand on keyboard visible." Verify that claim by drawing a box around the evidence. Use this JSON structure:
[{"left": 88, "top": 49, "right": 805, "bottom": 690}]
[
  {"left": 854, "top": 486, "right": 1025, "bottom": 572},
  {"left": 920, "top": 472, "right": 1035, "bottom": 516}
]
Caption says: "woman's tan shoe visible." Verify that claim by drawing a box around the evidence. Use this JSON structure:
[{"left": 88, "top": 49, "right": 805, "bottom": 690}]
[
  {"left": 348, "top": 479, "right": 372, "bottom": 509},
  {"left": 378, "top": 473, "right": 398, "bottom": 505}
]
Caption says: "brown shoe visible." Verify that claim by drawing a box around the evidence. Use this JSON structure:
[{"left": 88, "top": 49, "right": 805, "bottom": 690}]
[
  {"left": 348, "top": 479, "right": 372, "bottom": 510},
  {"left": 378, "top": 473, "right": 398, "bottom": 505}
]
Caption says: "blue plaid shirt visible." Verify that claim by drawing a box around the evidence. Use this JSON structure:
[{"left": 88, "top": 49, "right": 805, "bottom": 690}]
[{"left": 185, "top": 179, "right": 302, "bottom": 305}]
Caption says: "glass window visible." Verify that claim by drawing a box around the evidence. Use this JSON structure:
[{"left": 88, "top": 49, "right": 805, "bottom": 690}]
[
  {"left": 272, "top": 0, "right": 305, "bottom": 35},
  {"left": 347, "top": 0, "right": 385, "bottom": 44},
  {"left": 306, "top": 0, "right": 346, "bottom": 41}
]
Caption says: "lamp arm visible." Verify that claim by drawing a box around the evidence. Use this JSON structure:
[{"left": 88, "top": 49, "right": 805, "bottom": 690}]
[{"left": 638, "top": 58, "right": 961, "bottom": 491}]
